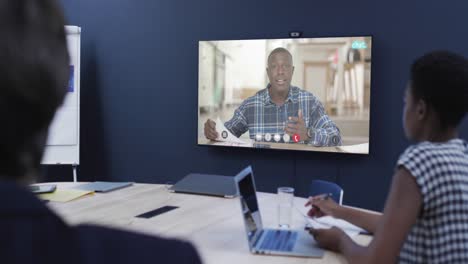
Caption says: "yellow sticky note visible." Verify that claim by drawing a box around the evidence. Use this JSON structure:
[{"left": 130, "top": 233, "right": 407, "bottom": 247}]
[{"left": 39, "top": 188, "right": 94, "bottom": 202}]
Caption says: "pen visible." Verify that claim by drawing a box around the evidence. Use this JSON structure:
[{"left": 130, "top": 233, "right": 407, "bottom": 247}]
[
  {"left": 321, "top": 193, "right": 333, "bottom": 200},
  {"left": 359, "top": 230, "right": 373, "bottom": 236},
  {"left": 312, "top": 193, "right": 333, "bottom": 214}
]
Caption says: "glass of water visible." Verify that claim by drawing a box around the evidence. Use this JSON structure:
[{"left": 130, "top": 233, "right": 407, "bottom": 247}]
[{"left": 277, "top": 187, "right": 294, "bottom": 228}]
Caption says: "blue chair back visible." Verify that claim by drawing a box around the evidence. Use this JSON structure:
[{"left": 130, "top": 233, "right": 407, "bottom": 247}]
[{"left": 309, "top": 180, "right": 343, "bottom": 205}]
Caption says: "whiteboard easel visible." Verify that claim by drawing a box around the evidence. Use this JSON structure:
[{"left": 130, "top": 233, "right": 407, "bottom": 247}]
[{"left": 41, "top": 26, "right": 81, "bottom": 182}]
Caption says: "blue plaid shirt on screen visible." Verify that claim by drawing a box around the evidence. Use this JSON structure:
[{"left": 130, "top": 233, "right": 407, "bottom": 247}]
[{"left": 224, "top": 86, "right": 341, "bottom": 146}]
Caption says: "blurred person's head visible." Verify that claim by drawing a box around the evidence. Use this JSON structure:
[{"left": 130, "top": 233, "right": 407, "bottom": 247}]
[
  {"left": 403, "top": 50, "right": 468, "bottom": 141},
  {"left": 0, "top": 0, "right": 69, "bottom": 182},
  {"left": 267, "top": 48, "right": 295, "bottom": 94}
]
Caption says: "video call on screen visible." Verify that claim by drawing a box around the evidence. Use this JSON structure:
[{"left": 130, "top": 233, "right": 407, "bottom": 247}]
[{"left": 198, "top": 36, "right": 372, "bottom": 155}]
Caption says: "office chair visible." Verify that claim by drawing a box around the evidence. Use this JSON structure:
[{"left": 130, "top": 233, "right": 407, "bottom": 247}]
[{"left": 309, "top": 180, "right": 344, "bottom": 205}]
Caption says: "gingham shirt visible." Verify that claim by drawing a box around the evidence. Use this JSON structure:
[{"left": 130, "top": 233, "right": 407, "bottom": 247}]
[
  {"left": 397, "top": 139, "right": 468, "bottom": 263},
  {"left": 224, "top": 86, "right": 341, "bottom": 146}
]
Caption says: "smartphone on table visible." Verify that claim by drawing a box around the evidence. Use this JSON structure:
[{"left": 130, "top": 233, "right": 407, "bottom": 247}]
[{"left": 30, "top": 184, "right": 57, "bottom": 194}]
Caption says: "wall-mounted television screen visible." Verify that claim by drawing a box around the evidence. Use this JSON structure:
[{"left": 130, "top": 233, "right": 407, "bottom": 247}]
[{"left": 198, "top": 36, "right": 372, "bottom": 154}]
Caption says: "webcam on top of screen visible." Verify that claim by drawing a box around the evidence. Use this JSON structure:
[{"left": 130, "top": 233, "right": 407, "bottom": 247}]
[{"left": 289, "top": 31, "right": 302, "bottom": 38}]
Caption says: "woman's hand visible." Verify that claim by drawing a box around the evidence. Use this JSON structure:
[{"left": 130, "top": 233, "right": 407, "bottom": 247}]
[
  {"left": 305, "top": 194, "right": 340, "bottom": 218},
  {"left": 308, "top": 226, "right": 346, "bottom": 252}
]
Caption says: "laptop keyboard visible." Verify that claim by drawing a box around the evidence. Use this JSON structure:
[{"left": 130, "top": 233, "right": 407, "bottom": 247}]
[{"left": 257, "top": 229, "right": 298, "bottom": 252}]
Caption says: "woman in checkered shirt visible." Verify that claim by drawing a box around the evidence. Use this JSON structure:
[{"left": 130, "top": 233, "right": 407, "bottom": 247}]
[{"left": 305, "top": 51, "right": 468, "bottom": 263}]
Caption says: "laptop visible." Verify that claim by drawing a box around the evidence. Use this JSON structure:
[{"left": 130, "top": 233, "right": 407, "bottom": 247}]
[
  {"left": 76, "top": 181, "right": 133, "bottom": 193},
  {"left": 169, "top": 173, "right": 238, "bottom": 198},
  {"left": 234, "top": 166, "right": 324, "bottom": 258}
]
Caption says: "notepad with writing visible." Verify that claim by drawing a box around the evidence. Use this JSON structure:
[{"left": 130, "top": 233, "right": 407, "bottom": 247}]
[
  {"left": 75, "top": 181, "right": 133, "bottom": 193},
  {"left": 337, "top": 143, "right": 369, "bottom": 154}
]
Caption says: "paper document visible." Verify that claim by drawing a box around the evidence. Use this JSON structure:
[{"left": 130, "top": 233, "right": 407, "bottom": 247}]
[
  {"left": 38, "top": 188, "right": 94, "bottom": 202},
  {"left": 46, "top": 108, "right": 78, "bottom": 145},
  {"left": 295, "top": 205, "right": 365, "bottom": 237},
  {"left": 212, "top": 141, "right": 254, "bottom": 147},
  {"left": 310, "top": 216, "right": 366, "bottom": 234},
  {"left": 215, "top": 117, "right": 250, "bottom": 145},
  {"left": 338, "top": 143, "right": 369, "bottom": 154}
]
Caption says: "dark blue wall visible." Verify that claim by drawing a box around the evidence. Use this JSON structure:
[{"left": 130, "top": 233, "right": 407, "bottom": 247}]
[{"left": 48, "top": 0, "right": 468, "bottom": 211}]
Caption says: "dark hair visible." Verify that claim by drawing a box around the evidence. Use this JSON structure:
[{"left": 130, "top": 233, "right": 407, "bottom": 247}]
[
  {"left": 410, "top": 50, "right": 468, "bottom": 128},
  {"left": 267, "top": 47, "right": 293, "bottom": 65},
  {"left": 0, "top": 0, "right": 69, "bottom": 179}
]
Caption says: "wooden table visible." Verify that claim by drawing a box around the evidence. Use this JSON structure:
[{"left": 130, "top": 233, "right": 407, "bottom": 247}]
[{"left": 46, "top": 183, "right": 371, "bottom": 264}]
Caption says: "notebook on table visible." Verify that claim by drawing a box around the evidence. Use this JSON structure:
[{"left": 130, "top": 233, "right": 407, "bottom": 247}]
[
  {"left": 169, "top": 173, "right": 237, "bottom": 198},
  {"left": 76, "top": 181, "right": 133, "bottom": 193}
]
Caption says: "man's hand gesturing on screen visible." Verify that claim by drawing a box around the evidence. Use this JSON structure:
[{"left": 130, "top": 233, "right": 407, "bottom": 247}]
[
  {"left": 204, "top": 119, "right": 218, "bottom": 140},
  {"left": 285, "top": 109, "right": 309, "bottom": 142}
]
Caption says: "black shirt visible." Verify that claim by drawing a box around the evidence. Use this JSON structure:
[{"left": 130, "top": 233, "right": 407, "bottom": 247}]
[{"left": 0, "top": 181, "right": 202, "bottom": 264}]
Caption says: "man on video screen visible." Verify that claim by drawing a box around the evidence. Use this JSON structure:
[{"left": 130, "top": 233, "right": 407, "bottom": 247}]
[{"left": 204, "top": 47, "right": 341, "bottom": 146}]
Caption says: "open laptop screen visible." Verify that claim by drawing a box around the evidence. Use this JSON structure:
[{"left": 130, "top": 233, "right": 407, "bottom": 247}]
[
  {"left": 236, "top": 166, "right": 263, "bottom": 249},
  {"left": 238, "top": 170, "right": 258, "bottom": 212}
]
